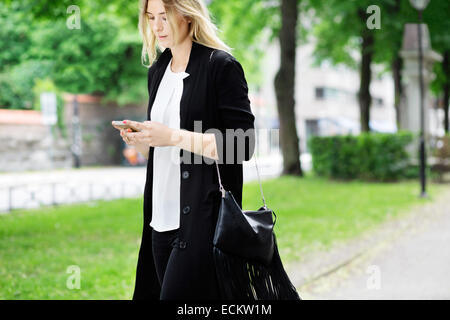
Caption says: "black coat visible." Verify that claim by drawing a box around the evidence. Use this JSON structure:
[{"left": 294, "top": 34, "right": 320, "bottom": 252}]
[{"left": 132, "top": 41, "right": 256, "bottom": 300}]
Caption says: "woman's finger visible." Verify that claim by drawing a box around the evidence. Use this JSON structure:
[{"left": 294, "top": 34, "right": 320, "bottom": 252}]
[
  {"left": 122, "top": 130, "right": 131, "bottom": 139},
  {"left": 123, "top": 120, "right": 143, "bottom": 132},
  {"left": 121, "top": 130, "right": 129, "bottom": 144}
]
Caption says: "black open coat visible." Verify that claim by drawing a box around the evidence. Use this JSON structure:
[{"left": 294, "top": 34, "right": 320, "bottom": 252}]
[{"left": 132, "top": 41, "right": 256, "bottom": 300}]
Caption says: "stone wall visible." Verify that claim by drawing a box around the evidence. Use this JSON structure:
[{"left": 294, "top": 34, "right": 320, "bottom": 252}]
[
  {"left": 0, "top": 123, "right": 72, "bottom": 172},
  {"left": 0, "top": 95, "right": 148, "bottom": 172},
  {"left": 0, "top": 109, "right": 72, "bottom": 172}
]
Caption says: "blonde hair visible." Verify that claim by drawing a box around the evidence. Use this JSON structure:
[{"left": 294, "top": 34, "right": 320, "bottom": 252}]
[{"left": 138, "top": 0, "right": 232, "bottom": 67}]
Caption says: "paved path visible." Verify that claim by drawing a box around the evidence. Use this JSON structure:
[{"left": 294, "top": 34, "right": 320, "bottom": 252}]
[{"left": 292, "top": 185, "right": 450, "bottom": 300}]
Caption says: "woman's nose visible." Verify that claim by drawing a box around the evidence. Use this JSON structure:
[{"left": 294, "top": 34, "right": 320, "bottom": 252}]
[{"left": 154, "top": 18, "right": 163, "bottom": 32}]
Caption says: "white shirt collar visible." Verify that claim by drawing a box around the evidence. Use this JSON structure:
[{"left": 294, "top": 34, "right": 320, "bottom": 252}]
[{"left": 167, "top": 58, "right": 190, "bottom": 80}]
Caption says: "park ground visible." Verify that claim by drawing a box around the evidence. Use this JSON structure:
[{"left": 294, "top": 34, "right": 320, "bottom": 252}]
[
  {"left": 292, "top": 181, "right": 450, "bottom": 299},
  {"left": 0, "top": 172, "right": 448, "bottom": 299}
]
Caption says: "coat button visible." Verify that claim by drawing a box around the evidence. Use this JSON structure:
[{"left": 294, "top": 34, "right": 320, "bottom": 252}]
[
  {"left": 182, "top": 171, "right": 189, "bottom": 179},
  {"left": 183, "top": 206, "right": 191, "bottom": 214},
  {"left": 179, "top": 240, "right": 187, "bottom": 249}
]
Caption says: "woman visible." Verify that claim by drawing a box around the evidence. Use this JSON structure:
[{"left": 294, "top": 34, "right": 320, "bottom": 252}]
[{"left": 118, "top": 0, "right": 255, "bottom": 300}]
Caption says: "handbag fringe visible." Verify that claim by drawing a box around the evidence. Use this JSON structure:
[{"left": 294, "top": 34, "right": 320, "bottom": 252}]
[{"left": 213, "top": 234, "right": 301, "bottom": 300}]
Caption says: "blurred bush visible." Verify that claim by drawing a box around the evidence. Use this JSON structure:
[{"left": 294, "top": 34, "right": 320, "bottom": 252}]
[
  {"left": 0, "top": 60, "right": 53, "bottom": 109},
  {"left": 308, "top": 131, "right": 415, "bottom": 181}
]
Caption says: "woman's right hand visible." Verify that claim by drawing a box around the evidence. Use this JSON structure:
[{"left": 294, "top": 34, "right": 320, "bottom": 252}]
[{"left": 120, "top": 129, "right": 149, "bottom": 160}]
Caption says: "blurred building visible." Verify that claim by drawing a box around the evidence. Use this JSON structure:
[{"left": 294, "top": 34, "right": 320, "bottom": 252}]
[{"left": 253, "top": 38, "right": 398, "bottom": 154}]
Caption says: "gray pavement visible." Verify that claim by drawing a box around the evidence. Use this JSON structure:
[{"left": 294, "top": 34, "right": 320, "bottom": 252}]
[{"left": 293, "top": 185, "right": 450, "bottom": 300}]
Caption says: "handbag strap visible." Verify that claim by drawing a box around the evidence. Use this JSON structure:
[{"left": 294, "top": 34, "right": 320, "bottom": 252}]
[
  {"left": 214, "top": 155, "right": 267, "bottom": 209},
  {"left": 210, "top": 48, "right": 267, "bottom": 209}
]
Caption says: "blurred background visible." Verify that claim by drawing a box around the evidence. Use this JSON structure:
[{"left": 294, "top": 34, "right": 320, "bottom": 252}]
[{"left": 0, "top": 0, "right": 449, "bottom": 300}]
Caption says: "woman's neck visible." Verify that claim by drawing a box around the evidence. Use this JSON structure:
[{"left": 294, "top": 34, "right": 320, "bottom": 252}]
[{"left": 170, "top": 38, "right": 193, "bottom": 73}]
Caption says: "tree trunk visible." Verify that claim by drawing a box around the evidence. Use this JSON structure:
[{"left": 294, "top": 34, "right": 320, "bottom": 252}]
[
  {"left": 392, "top": 55, "right": 403, "bottom": 130},
  {"left": 443, "top": 50, "right": 449, "bottom": 133},
  {"left": 274, "top": 0, "right": 302, "bottom": 176},
  {"left": 390, "top": 0, "right": 403, "bottom": 131},
  {"left": 358, "top": 9, "right": 374, "bottom": 133}
]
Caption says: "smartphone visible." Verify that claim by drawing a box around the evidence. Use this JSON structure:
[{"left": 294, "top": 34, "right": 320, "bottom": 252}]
[{"left": 111, "top": 121, "right": 139, "bottom": 132}]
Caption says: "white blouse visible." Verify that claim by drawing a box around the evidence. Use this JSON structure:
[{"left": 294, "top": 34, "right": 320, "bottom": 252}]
[{"left": 149, "top": 58, "right": 190, "bottom": 232}]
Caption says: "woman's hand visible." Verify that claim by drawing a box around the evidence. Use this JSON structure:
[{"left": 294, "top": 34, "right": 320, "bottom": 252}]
[
  {"left": 120, "top": 120, "right": 179, "bottom": 147},
  {"left": 117, "top": 120, "right": 218, "bottom": 160}
]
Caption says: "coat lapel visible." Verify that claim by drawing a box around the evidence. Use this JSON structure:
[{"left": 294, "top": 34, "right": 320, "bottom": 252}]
[{"left": 179, "top": 41, "right": 202, "bottom": 130}]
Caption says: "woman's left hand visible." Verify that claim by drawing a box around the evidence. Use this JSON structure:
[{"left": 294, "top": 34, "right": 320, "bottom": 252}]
[{"left": 121, "top": 120, "right": 179, "bottom": 147}]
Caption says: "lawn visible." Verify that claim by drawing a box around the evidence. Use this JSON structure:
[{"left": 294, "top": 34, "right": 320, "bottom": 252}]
[{"left": 0, "top": 173, "right": 445, "bottom": 299}]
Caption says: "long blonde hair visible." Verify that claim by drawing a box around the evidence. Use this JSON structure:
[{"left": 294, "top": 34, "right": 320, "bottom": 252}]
[{"left": 138, "top": 0, "right": 231, "bottom": 67}]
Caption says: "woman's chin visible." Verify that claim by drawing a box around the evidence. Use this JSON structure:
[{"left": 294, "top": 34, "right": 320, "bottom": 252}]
[
  {"left": 158, "top": 43, "right": 168, "bottom": 50},
  {"left": 158, "top": 41, "right": 173, "bottom": 50}
]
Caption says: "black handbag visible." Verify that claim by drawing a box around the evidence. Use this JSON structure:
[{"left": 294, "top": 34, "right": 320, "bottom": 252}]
[{"left": 212, "top": 157, "right": 301, "bottom": 300}]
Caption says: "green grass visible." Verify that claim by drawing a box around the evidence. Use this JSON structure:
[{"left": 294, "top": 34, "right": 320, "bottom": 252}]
[
  {"left": 0, "top": 199, "right": 143, "bottom": 299},
  {"left": 0, "top": 174, "right": 446, "bottom": 299}
]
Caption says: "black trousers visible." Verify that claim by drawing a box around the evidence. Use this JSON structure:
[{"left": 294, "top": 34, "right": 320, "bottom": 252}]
[{"left": 151, "top": 227, "right": 180, "bottom": 299}]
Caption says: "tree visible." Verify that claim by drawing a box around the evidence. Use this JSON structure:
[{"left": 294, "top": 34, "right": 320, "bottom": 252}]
[
  {"left": 27, "top": 16, "right": 148, "bottom": 105},
  {"left": 308, "top": 0, "right": 393, "bottom": 133},
  {"left": 441, "top": 51, "right": 450, "bottom": 133},
  {"left": 274, "top": 0, "right": 302, "bottom": 175},
  {"left": 1, "top": 1, "right": 148, "bottom": 106},
  {"left": 309, "top": 0, "right": 450, "bottom": 134},
  {"left": 425, "top": 0, "right": 450, "bottom": 133},
  {"left": 208, "top": 0, "right": 278, "bottom": 89},
  {"left": 209, "top": 0, "right": 305, "bottom": 175},
  {"left": 379, "top": 0, "right": 405, "bottom": 129},
  {"left": 376, "top": 0, "right": 450, "bottom": 133},
  {"left": 0, "top": 2, "right": 32, "bottom": 72}
]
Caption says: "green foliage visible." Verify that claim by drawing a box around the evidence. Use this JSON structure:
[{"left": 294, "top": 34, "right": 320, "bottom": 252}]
[
  {"left": 3, "top": 0, "right": 139, "bottom": 28},
  {"left": 208, "top": 0, "right": 280, "bottom": 89},
  {"left": 28, "top": 16, "right": 148, "bottom": 105},
  {"left": 308, "top": 0, "right": 450, "bottom": 99},
  {"left": 307, "top": 0, "right": 375, "bottom": 70},
  {"left": 425, "top": 0, "right": 450, "bottom": 97},
  {"left": 308, "top": 131, "right": 415, "bottom": 181},
  {"left": 0, "top": 2, "right": 32, "bottom": 72},
  {"left": 0, "top": 60, "right": 53, "bottom": 109},
  {"left": 0, "top": 3, "right": 148, "bottom": 108}
]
